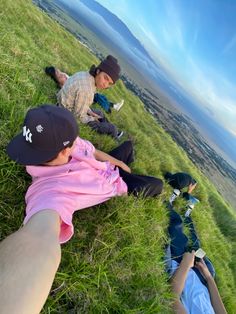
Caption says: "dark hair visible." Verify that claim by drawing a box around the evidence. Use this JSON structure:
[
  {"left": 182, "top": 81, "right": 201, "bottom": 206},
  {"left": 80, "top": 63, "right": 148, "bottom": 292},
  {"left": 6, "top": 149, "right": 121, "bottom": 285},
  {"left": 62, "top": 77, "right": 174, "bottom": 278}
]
[
  {"left": 45, "top": 66, "right": 61, "bottom": 89},
  {"left": 44, "top": 141, "right": 74, "bottom": 164},
  {"left": 89, "top": 65, "right": 99, "bottom": 77},
  {"left": 164, "top": 172, "right": 173, "bottom": 181}
]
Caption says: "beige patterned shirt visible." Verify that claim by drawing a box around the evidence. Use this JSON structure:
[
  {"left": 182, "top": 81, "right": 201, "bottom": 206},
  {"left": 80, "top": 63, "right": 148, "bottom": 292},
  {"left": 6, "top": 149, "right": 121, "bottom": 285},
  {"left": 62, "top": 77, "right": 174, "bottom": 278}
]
[{"left": 57, "top": 71, "right": 96, "bottom": 124}]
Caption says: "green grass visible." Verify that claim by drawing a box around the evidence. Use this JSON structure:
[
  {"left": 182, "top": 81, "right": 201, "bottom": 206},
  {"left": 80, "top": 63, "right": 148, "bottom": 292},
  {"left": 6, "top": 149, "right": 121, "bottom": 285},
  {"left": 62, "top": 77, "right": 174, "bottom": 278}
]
[{"left": 0, "top": 0, "right": 236, "bottom": 312}]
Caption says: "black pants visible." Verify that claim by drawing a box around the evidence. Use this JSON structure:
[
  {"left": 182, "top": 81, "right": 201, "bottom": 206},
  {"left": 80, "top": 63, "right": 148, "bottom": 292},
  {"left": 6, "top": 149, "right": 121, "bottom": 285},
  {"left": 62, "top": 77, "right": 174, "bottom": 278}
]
[
  {"left": 168, "top": 207, "right": 215, "bottom": 284},
  {"left": 109, "top": 141, "right": 163, "bottom": 197},
  {"left": 88, "top": 109, "right": 118, "bottom": 138}
]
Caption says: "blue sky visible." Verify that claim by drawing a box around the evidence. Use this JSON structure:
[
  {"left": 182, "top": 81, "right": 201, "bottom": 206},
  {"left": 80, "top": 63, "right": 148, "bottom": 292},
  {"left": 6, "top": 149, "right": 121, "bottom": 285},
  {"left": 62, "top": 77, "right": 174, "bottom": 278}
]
[{"left": 97, "top": 0, "right": 236, "bottom": 138}]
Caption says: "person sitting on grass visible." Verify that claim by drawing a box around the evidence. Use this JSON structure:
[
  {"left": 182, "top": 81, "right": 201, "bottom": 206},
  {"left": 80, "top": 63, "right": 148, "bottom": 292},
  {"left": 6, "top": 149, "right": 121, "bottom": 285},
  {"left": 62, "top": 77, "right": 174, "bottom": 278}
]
[
  {"left": 0, "top": 104, "right": 163, "bottom": 313},
  {"left": 165, "top": 204, "right": 227, "bottom": 314},
  {"left": 45, "top": 55, "right": 124, "bottom": 139},
  {"left": 45, "top": 66, "right": 125, "bottom": 114},
  {"left": 164, "top": 172, "right": 197, "bottom": 204}
]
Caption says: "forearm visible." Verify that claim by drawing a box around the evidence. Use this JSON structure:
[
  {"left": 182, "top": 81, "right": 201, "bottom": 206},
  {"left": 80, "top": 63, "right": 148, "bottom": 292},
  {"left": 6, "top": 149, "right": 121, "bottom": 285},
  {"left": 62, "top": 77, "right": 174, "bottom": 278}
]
[
  {"left": 188, "top": 182, "right": 197, "bottom": 194},
  {"left": 87, "top": 108, "right": 98, "bottom": 117},
  {"left": 206, "top": 277, "right": 227, "bottom": 314},
  {"left": 170, "top": 263, "right": 190, "bottom": 297},
  {"left": 170, "top": 263, "right": 190, "bottom": 314},
  {"left": 172, "top": 300, "right": 187, "bottom": 314},
  {"left": 80, "top": 112, "right": 95, "bottom": 123},
  {"left": 0, "top": 210, "right": 61, "bottom": 314},
  {"left": 94, "top": 149, "right": 122, "bottom": 167}
]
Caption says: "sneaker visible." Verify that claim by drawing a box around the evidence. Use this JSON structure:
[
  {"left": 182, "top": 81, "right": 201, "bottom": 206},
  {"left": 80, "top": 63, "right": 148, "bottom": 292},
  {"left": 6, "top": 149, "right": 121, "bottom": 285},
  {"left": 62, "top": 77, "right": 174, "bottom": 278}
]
[
  {"left": 169, "top": 189, "right": 180, "bottom": 204},
  {"left": 113, "top": 100, "right": 124, "bottom": 111},
  {"left": 184, "top": 195, "right": 200, "bottom": 217},
  {"left": 117, "top": 130, "right": 124, "bottom": 139},
  {"left": 185, "top": 203, "right": 194, "bottom": 217}
]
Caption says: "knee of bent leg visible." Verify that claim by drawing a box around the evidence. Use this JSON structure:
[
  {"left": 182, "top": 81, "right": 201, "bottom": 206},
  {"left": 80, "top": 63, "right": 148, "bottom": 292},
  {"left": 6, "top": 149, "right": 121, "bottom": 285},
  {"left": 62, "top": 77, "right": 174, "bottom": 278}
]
[
  {"left": 144, "top": 178, "right": 163, "bottom": 197},
  {"left": 124, "top": 140, "right": 133, "bottom": 147},
  {"left": 152, "top": 178, "right": 164, "bottom": 196},
  {"left": 110, "top": 124, "right": 118, "bottom": 137},
  {"left": 125, "top": 140, "right": 134, "bottom": 152}
]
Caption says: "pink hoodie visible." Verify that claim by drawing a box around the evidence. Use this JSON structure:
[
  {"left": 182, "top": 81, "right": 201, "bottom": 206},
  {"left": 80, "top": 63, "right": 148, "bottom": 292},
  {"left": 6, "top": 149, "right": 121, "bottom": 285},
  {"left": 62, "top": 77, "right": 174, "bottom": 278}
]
[{"left": 24, "top": 137, "right": 127, "bottom": 243}]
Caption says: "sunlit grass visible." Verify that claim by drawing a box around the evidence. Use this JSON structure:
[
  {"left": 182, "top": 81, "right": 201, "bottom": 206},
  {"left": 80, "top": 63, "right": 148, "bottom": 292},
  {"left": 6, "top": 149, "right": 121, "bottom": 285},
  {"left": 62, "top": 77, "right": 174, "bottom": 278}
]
[{"left": 0, "top": 0, "right": 235, "bottom": 312}]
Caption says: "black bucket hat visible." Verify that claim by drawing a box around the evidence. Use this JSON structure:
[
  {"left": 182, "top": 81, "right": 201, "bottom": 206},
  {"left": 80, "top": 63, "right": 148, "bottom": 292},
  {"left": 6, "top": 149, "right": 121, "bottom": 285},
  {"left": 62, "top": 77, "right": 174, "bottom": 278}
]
[{"left": 97, "top": 55, "right": 121, "bottom": 83}]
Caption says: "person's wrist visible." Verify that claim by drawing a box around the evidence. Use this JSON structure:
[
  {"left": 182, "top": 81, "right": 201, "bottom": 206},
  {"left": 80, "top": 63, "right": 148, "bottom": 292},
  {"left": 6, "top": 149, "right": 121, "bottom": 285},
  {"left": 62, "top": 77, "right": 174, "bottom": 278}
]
[
  {"left": 117, "top": 161, "right": 124, "bottom": 168},
  {"left": 183, "top": 262, "right": 192, "bottom": 271},
  {"left": 205, "top": 274, "right": 213, "bottom": 283},
  {"left": 182, "top": 255, "right": 194, "bottom": 270}
]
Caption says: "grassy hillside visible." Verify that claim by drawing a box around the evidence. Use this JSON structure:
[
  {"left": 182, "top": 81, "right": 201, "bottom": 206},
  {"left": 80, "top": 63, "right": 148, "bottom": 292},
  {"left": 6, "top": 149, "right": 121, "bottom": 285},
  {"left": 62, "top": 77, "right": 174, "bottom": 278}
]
[{"left": 0, "top": 0, "right": 235, "bottom": 312}]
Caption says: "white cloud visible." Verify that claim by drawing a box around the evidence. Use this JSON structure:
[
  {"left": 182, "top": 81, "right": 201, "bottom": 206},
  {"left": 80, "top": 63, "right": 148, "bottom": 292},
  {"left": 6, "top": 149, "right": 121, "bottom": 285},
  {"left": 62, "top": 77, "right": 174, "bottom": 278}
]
[
  {"left": 138, "top": 23, "right": 160, "bottom": 48},
  {"left": 181, "top": 56, "right": 236, "bottom": 135}
]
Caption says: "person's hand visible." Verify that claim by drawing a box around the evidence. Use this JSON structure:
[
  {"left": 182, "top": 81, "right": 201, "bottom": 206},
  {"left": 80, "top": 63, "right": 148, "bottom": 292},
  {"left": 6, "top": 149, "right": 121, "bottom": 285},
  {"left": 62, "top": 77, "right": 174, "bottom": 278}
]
[
  {"left": 92, "top": 112, "right": 102, "bottom": 118},
  {"left": 88, "top": 111, "right": 102, "bottom": 120},
  {"left": 118, "top": 161, "right": 131, "bottom": 173},
  {"left": 181, "top": 251, "right": 195, "bottom": 269},
  {"left": 93, "top": 115, "right": 103, "bottom": 122},
  {"left": 95, "top": 114, "right": 102, "bottom": 119},
  {"left": 188, "top": 182, "right": 197, "bottom": 194},
  {"left": 195, "top": 259, "right": 212, "bottom": 281}
]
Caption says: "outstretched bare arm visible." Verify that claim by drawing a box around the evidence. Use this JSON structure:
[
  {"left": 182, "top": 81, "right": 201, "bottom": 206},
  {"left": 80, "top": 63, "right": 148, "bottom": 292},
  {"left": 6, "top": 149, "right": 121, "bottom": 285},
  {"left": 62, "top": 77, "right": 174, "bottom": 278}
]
[{"left": 0, "top": 210, "right": 61, "bottom": 314}]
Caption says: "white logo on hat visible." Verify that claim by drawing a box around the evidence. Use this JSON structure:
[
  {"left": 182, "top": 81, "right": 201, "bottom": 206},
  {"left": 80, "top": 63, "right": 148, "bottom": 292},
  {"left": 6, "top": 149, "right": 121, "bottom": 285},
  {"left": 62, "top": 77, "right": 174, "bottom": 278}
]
[
  {"left": 23, "top": 126, "right": 32, "bottom": 143},
  {"left": 63, "top": 141, "right": 70, "bottom": 146},
  {"left": 36, "top": 125, "right": 44, "bottom": 133}
]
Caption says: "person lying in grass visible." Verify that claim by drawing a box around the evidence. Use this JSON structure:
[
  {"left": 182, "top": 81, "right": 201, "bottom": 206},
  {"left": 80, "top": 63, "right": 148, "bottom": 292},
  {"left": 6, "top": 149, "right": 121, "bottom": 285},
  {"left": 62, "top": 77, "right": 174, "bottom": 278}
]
[
  {"left": 0, "top": 104, "right": 163, "bottom": 313},
  {"left": 165, "top": 204, "right": 227, "bottom": 314},
  {"left": 45, "top": 55, "right": 124, "bottom": 139}
]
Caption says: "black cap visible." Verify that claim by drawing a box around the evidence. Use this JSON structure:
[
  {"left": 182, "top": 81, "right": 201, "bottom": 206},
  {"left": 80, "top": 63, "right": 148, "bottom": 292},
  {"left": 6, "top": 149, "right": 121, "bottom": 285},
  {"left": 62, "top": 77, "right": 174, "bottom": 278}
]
[
  {"left": 98, "top": 55, "right": 121, "bottom": 83},
  {"left": 6, "top": 105, "right": 78, "bottom": 165}
]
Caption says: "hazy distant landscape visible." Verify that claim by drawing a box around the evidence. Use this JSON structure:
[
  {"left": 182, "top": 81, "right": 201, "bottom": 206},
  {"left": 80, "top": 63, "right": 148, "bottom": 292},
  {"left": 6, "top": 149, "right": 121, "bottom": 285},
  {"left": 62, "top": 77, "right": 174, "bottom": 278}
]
[{"left": 33, "top": 0, "right": 236, "bottom": 209}]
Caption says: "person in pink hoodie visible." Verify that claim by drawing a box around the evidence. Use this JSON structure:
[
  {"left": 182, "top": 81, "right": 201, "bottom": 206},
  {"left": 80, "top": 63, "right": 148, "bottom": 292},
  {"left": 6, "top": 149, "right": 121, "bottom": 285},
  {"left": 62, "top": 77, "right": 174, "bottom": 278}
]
[{"left": 0, "top": 104, "right": 163, "bottom": 313}]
